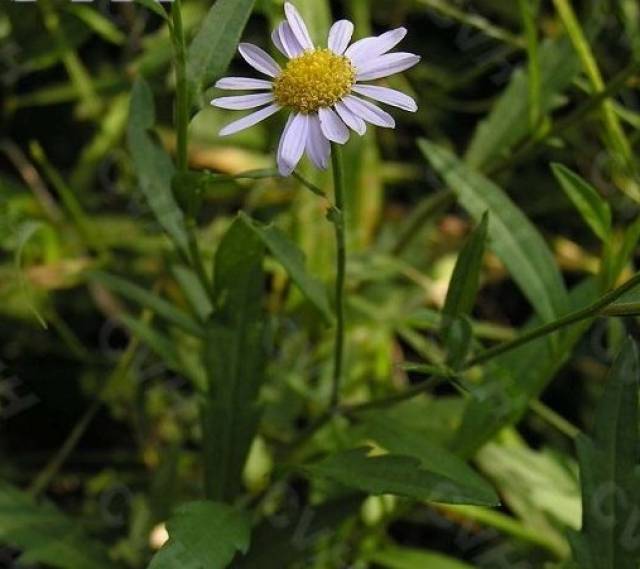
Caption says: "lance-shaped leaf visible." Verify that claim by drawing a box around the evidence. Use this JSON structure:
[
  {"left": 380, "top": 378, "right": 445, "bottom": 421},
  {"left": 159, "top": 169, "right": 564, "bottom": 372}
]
[
  {"left": 134, "top": 0, "right": 169, "bottom": 21},
  {"left": 552, "top": 164, "right": 611, "bottom": 243},
  {"left": 239, "top": 213, "right": 333, "bottom": 323},
  {"left": 91, "top": 271, "right": 204, "bottom": 337},
  {"left": 118, "top": 314, "right": 182, "bottom": 373},
  {"left": 465, "top": 37, "right": 581, "bottom": 170},
  {"left": 0, "top": 481, "right": 113, "bottom": 569},
  {"left": 442, "top": 213, "right": 488, "bottom": 366},
  {"left": 308, "top": 446, "right": 498, "bottom": 507},
  {"left": 452, "top": 278, "right": 597, "bottom": 457},
  {"left": 186, "top": 0, "right": 256, "bottom": 111},
  {"left": 149, "top": 501, "right": 250, "bottom": 569},
  {"left": 420, "top": 140, "right": 568, "bottom": 323},
  {"left": 128, "top": 79, "right": 188, "bottom": 254},
  {"left": 201, "top": 216, "right": 266, "bottom": 502},
  {"left": 369, "top": 547, "right": 474, "bottom": 569},
  {"left": 569, "top": 338, "right": 640, "bottom": 569},
  {"left": 359, "top": 410, "right": 499, "bottom": 506},
  {"left": 443, "top": 212, "right": 489, "bottom": 321}
]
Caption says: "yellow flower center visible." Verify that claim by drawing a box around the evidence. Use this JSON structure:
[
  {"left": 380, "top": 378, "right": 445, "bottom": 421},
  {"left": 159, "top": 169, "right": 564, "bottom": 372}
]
[{"left": 273, "top": 49, "right": 356, "bottom": 114}]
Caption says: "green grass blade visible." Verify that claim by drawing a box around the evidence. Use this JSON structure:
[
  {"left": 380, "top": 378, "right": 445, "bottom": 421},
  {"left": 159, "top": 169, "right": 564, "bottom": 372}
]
[
  {"left": 369, "top": 547, "right": 474, "bottom": 569},
  {"left": 443, "top": 212, "right": 488, "bottom": 323},
  {"left": 65, "top": 4, "right": 126, "bottom": 45},
  {"left": 92, "top": 271, "right": 204, "bottom": 337},
  {"left": 421, "top": 140, "right": 568, "bottom": 323},
  {"left": 172, "top": 265, "right": 213, "bottom": 322},
  {"left": 307, "top": 446, "right": 498, "bottom": 506},
  {"left": 359, "top": 410, "right": 499, "bottom": 506},
  {"left": 552, "top": 0, "right": 636, "bottom": 198},
  {"left": 517, "top": 0, "right": 542, "bottom": 128},
  {"left": 464, "top": 37, "right": 580, "bottom": 170},
  {"left": 127, "top": 79, "right": 189, "bottom": 254},
  {"left": 186, "top": 0, "right": 256, "bottom": 112},
  {"left": 239, "top": 213, "right": 334, "bottom": 323},
  {"left": 552, "top": 163, "right": 612, "bottom": 242},
  {"left": 134, "top": 0, "right": 169, "bottom": 21},
  {"left": 118, "top": 314, "right": 183, "bottom": 373}
]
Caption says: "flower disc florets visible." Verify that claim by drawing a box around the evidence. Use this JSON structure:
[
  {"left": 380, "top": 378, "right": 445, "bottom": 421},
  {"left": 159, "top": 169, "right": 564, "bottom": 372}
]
[{"left": 273, "top": 48, "right": 356, "bottom": 114}]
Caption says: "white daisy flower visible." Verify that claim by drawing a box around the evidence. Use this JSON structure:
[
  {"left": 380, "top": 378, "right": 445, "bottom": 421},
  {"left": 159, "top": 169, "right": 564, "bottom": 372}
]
[{"left": 211, "top": 2, "right": 420, "bottom": 176}]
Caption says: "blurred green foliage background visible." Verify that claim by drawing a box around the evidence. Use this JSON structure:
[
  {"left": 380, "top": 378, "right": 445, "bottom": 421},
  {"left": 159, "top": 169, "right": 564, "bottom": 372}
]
[{"left": 2, "top": 0, "right": 640, "bottom": 567}]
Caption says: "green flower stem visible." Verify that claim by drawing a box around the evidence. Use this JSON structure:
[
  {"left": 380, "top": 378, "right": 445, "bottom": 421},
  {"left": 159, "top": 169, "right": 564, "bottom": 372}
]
[
  {"left": 467, "top": 271, "right": 640, "bottom": 367},
  {"left": 171, "top": 0, "right": 212, "bottom": 300},
  {"left": 345, "top": 271, "right": 640, "bottom": 414},
  {"left": 330, "top": 144, "right": 347, "bottom": 410}
]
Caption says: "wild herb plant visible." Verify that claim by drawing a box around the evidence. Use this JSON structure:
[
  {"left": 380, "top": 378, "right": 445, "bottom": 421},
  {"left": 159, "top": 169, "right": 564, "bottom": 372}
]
[{"left": 2, "top": 1, "right": 640, "bottom": 568}]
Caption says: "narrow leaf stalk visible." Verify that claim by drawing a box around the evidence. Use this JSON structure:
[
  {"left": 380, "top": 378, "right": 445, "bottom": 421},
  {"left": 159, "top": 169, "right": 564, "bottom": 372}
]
[
  {"left": 330, "top": 144, "right": 347, "bottom": 410},
  {"left": 467, "top": 271, "right": 640, "bottom": 367}
]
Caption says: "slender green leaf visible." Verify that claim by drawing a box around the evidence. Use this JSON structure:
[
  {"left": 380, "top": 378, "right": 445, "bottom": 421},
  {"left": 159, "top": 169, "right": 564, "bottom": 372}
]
[
  {"left": 239, "top": 213, "right": 334, "bottom": 323},
  {"left": 186, "top": 0, "right": 256, "bottom": 111},
  {"left": 465, "top": 38, "right": 581, "bottom": 169},
  {"left": 517, "top": 0, "right": 542, "bottom": 129},
  {"left": 360, "top": 411, "right": 499, "bottom": 506},
  {"left": 442, "top": 213, "right": 488, "bottom": 366},
  {"left": 201, "top": 216, "right": 266, "bottom": 502},
  {"left": 452, "top": 278, "right": 597, "bottom": 457},
  {"left": 618, "top": 0, "right": 640, "bottom": 58},
  {"left": 66, "top": 4, "right": 126, "bottom": 45},
  {"left": 308, "top": 447, "right": 497, "bottom": 506},
  {"left": 443, "top": 317, "right": 473, "bottom": 369},
  {"left": 134, "top": 0, "right": 169, "bottom": 21},
  {"left": 569, "top": 338, "right": 640, "bottom": 569},
  {"left": 149, "top": 501, "right": 250, "bottom": 569},
  {"left": 92, "top": 271, "right": 204, "bottom": 337},
  {"left": 443, "top": 212, "right": 489, "bottom": 321},
  {"left": 552, "top": 163, "right": 611, "bottom": 242},
  {"left": 119, "top": 314, "right": 182, "bottom": 373},
  {"left": 421, "top": 140, "right": 568, "bottom": 323},
  {"left": 552, "top": 0, "right": 634, "bottom": 179},
  {"left": 128, "top": 79, "right": 189, "bottom": 253},
  {"left": 401, "top": 363, "right": 458, "bottom": 378},
  {"left": 369, "top": 547, "right": 474, "bottom": 569},
  {"left": 172, "top": 265, "right": 213, "bottom": 322},
  {"left": 14, "top": 221, "right": 48, "bottom": 327},
  {"left": 611, "top": 216, "right": 640, "bottom": 281},
  {"left": 0, "top": 481, "right": 113, "bottom": 569}
]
